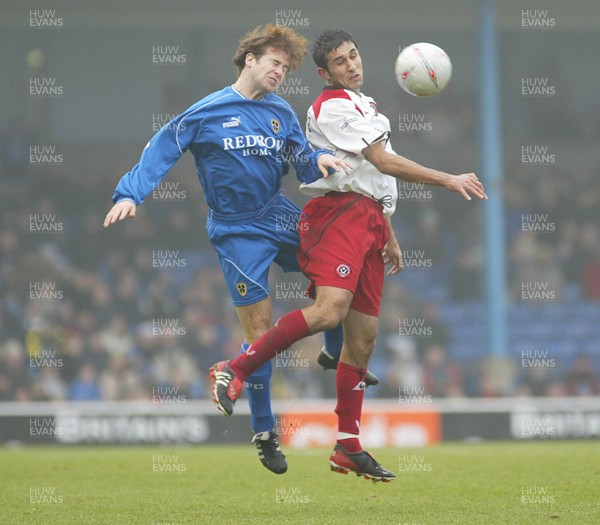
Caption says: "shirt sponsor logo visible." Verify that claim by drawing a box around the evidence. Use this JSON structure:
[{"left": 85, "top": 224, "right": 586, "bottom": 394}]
[
  {"left": 222, "top": 134, "right": 284, "bottom": 157},
  {"left": 340, "top": 117, "right": 358, "bottom": 131}
]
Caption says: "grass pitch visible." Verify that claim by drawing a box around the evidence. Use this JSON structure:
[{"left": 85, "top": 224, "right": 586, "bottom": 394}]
[{"left": 1, "top": 441, "right": 598, "bottom": 525}]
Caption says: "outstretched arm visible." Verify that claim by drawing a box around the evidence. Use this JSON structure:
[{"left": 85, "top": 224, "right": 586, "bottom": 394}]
[
  {"left": 105, "top": 109, "right": 199, "bottom": 228},
  {"left": 363, "top": 141, "right": 487, "bottom": 201}
]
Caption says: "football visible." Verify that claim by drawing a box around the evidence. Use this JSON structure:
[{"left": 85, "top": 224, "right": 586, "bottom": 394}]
[{"left": 395, "top": 42, "right": 452, "bottom": 97}]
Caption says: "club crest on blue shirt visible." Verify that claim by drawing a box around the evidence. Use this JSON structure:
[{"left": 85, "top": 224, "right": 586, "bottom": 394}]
[
  {"left": 236, "top": 282, "right": 247, "bottom": 296},
  {"left": 271, "top": 119, "right": 281, "bottom": 134}
]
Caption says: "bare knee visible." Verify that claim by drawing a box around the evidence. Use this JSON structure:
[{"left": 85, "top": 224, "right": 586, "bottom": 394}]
[
  {"left": 340, "top": 310, "right": 379, "bottom": 368},
  {"left": 304, "top": 292, "right": 351, "bottom": 333},
  {"left": 236, "top": 300, "right": 272, "bottom": 343},
  {"left": 311, "top": 308, "right": 345, "bottom": 332},
  {"left": 244, "top": 321, "right": 270, "bottom": 343},
  {"left": 347, "top": 337, "right": 376, "bottom": 362}
]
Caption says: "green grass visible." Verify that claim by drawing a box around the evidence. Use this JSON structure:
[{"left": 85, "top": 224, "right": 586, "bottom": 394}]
[{"left": 1, "top": 441, "right": 598, "bottom": 524}]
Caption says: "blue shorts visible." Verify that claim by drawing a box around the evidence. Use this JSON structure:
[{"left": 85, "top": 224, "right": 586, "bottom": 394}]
[{"left": 206, "top": 193, "right": 304, "bottom": 306}]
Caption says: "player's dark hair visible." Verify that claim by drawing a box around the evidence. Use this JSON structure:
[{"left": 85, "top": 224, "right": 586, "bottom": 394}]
[
  {"left": 232, "top": 24, "right": 308, "bottom": 76},
  {"left": 312, "top": 29, "right": 358, "bottom": 70}
]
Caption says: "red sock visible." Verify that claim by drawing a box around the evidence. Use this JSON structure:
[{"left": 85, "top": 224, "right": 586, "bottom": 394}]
[
  {"left": 229, "top": 310, "right": 310, "bottom": 382},
  {"left": 335, "top": 361, "right": 365, "bottom": 453}
]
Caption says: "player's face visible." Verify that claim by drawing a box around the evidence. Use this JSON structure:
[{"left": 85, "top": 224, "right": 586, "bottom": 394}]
[
  {"left": 322, "top": 41, "right": 363, "bottom": 93},
  {"left": 247, "top": 47, "right": 290, "bottom": 94}
]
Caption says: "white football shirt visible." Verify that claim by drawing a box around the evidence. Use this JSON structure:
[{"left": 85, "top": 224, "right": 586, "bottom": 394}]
[{"left": 301, "top": 87, "right": 398, "bottom": 215}]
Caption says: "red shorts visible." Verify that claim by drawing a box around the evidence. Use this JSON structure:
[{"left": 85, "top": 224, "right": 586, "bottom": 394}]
[{"left": 297, "top": 192, "right": 388, "bottom": 317}]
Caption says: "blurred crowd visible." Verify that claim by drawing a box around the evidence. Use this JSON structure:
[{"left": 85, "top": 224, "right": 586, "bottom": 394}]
[{"left": 1, "top": 84, "right": 599, "bottom": 403}]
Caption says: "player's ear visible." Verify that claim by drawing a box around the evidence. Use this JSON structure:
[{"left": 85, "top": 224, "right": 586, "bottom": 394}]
[
  {"left": 245, "top": 52, "right": 256, "bottom": 68},
  {"left": 316, "top": 67, "right": 330, "bottom": 82}
]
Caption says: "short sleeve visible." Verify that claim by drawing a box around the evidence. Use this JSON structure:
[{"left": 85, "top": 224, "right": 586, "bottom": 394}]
[{"left": 316, "top": 95, "right": 389, "bottom": 157}]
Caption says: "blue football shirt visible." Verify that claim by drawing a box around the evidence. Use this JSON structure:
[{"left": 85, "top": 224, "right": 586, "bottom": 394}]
[{"left": 112, "top": 85, "right": 329, "bottom": 215}]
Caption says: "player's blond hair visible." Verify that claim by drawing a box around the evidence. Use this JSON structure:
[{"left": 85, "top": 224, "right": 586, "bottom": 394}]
[{"left": 232, "top": 24, "right": 308, "bottom": 75}]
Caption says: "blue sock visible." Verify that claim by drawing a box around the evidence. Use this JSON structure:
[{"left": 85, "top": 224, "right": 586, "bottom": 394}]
[
  {"left": 323, "top": 324, "right": 343, "bottom": 360},
  {"left": 241, "top": 342, "right": 275, "bottom": 434}
]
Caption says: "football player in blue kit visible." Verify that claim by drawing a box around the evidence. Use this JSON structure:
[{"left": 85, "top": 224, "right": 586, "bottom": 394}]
[{"left": 104, "top": 24, "right": 355, "bottom": 474}]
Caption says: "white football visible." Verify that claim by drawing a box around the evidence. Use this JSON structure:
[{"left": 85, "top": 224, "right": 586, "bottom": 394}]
[{"left": 395, "top": 42, "right": 452, "bottom": 97}]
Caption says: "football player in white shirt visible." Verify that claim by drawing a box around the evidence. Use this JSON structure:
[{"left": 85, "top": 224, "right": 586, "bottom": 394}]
[{"left": 212, "top": 29, "right": 486, "bottom": 482}]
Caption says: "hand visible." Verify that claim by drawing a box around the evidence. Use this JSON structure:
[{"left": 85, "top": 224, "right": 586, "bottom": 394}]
[
  {"left": 444, "top": 173, "right": 487, "bottom": 201},
  {"left": 103, "top": 200, "right": 136, "bottom": 228},
  {"left": 317, "top": 153, "right": 351, "bottom": 179},
  {"left": 382, "top": 236, "right": 403, "bottom": 276}
]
